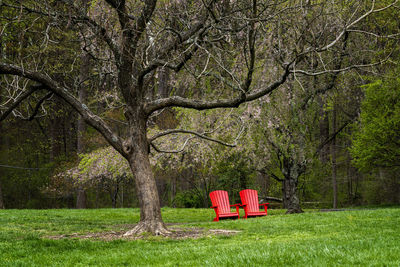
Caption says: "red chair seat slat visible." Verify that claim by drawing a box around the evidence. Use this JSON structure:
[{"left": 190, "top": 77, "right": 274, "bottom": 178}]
[
  {"left": 239, "top": 189, "right": 269, "bottom": 218},
  {"left": 209, "top": 190, "right": 240, "bottom": 222}
]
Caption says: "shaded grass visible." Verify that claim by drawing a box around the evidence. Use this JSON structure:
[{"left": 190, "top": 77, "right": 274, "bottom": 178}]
[{"left": 0, "top": 207, "right": 399, "bottom": 266}]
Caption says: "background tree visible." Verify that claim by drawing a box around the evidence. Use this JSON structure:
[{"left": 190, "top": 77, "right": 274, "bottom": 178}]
[
  {"left": 58, "top": 147, "right": 134, "bottom": 208},
  {"left": 351, "top": 73, "right": 400, "bottom": 171}
]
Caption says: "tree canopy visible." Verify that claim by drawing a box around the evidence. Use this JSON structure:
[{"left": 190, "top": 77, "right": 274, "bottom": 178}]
[{"left": 351, "top": 73, "right": 400, "bottom": 171}]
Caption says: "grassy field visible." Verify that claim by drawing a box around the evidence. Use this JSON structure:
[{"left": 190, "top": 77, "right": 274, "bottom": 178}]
[{"left": 0, "top": 207, "right": 399, "bottom": 266}]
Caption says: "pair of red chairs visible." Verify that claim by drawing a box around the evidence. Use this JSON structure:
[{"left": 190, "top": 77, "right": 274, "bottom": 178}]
[{"left": 209, "top": 189, "right": 269, "bottom": 221}]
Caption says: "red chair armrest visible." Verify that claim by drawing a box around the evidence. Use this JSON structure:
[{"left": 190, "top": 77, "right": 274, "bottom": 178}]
[
  {"left": 259, "top": 203, "right": 269, "bottom": 215},
  {"left": 230, "top": 204, "right": 241, "bottom": 207},
  {"left": 210, "top": 205, "right": 218, "bottom": 209}
]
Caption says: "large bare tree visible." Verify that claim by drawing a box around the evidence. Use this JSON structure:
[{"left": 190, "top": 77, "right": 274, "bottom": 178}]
[{"left": 1, "top": 0, "right": 398, "bottom": 235}]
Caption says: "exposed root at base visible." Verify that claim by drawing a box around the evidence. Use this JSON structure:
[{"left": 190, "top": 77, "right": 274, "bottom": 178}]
[
  {"left": 45, "top": 226, "right": 241, "bottom": 241},
  {"left": 123, "top": 221, "right": 171, "bottom": 237},
  {"left": 286, "top": 208, "right": 304, "bottom": 214}
]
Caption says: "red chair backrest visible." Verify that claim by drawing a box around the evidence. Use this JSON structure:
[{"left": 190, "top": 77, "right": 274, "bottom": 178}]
[
  {"left": 240, "top": 189, "right": 260, "bottom": 212},
  {"left": 209, "top": 190, "right": 231, "bottom": 214}
]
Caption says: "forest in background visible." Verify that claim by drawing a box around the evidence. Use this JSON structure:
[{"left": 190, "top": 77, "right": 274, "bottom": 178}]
[{"left": 0, "top": 0, "right": 399, "bottom": 212}]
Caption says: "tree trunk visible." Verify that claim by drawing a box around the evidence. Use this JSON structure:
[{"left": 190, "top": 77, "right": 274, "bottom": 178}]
[
  {"left": 50, "top": 100, "right": 63, "bottom": 161},
  {"left": 318, "top": 95, "right": 330, "bottom": 163},
  {"left": 76, "top": 189, "right": 87, "bottom": 209},
  {"left": 0, "top": 180, "right": 4, "bottom": 209},
  {"left": 0, "top": 107, "right": 5, "bottom": 209},
  {"left": 124, "top": 117, "right": 169, "bottom": 236},
  {"left": 75, "top": 51, "right": 90, "bottom": 209},
  {"left": 111, "top": 181, "right": 119, "bottom": 208},
  {"left": 282, "top": 178, "right": 303, "bottom": 214},
  {"left": 331, "top": 100, "right": 338, "bottom": 208},
  {"left": 281, "top": 158, "right": 304, "bottom": 214}
]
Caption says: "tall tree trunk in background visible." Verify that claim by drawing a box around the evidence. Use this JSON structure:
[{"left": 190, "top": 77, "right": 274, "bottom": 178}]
[
  {"left": 50, "top": 99, "right": 63, "bottom": 161},
  {"left": 282, "top": 178, "right": 302, "bottom": 213},
  {"left": 158, "top": 67, "right": 170, "bottom": 98},
  {"left": 0, "top": 180, "right": 4, "bottom": 209},
  {"left": 331, "top": 100, "right": 338, "bottom": 208},
  {"left": 282, "top": 157, "right": 304, "bottom": 214},
  {"left": 75, "top": 51, "right": 90, "bottom": 209},
  {"left": 318, "top": 96, "right": 330, "bottom": 163},
  {"left": 0, "top": 135, "right": 4, "bottom": 209},
  {"left": 0, "top": 47, "right": 4, "bottom": 209},
  {"left": 346, "top": 152, "right": 353, "bottom": 204},
  {"left": 0, "top": 94, "right": 4, "bottom": 209}
]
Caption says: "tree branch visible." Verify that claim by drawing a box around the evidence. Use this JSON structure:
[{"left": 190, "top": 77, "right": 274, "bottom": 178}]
[
  {"left": 2, "top": 1, "right": 121, "bottom": 61},
  {"left": 0, "top": 63, "right": 126, "bottom": 157},
  {"left": 0, "top": 84, "right": 45, "bottom": 122},
  {"left": 315, "top": 120, "right": 353, "bottom": 156},
  {"left": 149, "top": 128, "right": 241, "bottom": 147},
  {"left": 301, "top": 32, "right": 350, "bottom": 110},
  {"left": 25, "top": 92, "right": 53, "bottom": 121},
  {"left": 144, "top": 64, "right": 291, "bottom": 115},
  {"left": 132, "top": 0, "right": 157, "bottom": 49},
  {"left": 291, "top": 56, "right": 392, "bottom": 76},
  {"left": 150, "top": 137, "right": 195, "bottom": 153},
  {"left": 314, "top": 0, "right": 398, "bottom": 53},
  {"left": 256, "top": 168, "right": 284, "bottom": 182},
  {"left": 139, "top": 19, "right": 209, "bottom": 81}
]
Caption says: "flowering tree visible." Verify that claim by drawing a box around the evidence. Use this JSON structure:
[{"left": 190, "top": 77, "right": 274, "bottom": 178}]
[{"left": 67, "top": 147, "right": 133, "bottom": 208}]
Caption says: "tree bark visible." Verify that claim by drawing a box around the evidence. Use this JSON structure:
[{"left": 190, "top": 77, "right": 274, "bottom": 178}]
[
  {"left": 76, "top": 51, "right": 90, "bottom": 209},
  {"left": 125, "top": 148, "right": 169, "bottom": 235},
  {"left": 318, "top": 95, "right": 330, "bottom": 163},
  {"left": 0, "top": 95, "right": 5, "bottom": 209},
  {"left": 281, "top": 158, "right": 304, "bottom": 214},
  {"left": 124, "top": 116, "right": 169, "bottom": 236},
  {"left": 282, "top": 178, "right": 303, "bottom": 214},
  {"left": 0, "top": 181, "right": 4, "bottom": 209},
  {"left": 281, "top": 157, "right": 304, "bottom": 214},
  {"left": 331, "top": 100, "right": 338, "bottom": 208}
]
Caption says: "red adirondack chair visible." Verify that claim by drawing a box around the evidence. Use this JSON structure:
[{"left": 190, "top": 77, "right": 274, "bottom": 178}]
[
  {"left": 239, "top": 189, "right": 269, "bottom": 218},
  {"left": 209, "top": 190, "right": 241, "bottom": 221}
]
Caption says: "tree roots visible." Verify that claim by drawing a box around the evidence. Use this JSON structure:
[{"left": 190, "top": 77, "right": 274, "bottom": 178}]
[
  {"left": 286, "top": 208, "right": 304, "bottom": 214},
  {"left": 123, "top": 221, "right": 171, "bottom": 237}
]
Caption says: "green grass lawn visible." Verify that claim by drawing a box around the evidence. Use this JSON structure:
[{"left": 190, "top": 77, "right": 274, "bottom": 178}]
[{"left": 0, "top": 207, "right": 399, "bottom": 266}]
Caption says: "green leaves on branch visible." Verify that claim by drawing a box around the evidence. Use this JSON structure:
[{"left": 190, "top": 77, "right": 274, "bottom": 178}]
[
  {"left": 62, "top": 146, "right": 132, "bottom": 187},
  {"left": 351, "top": 74, "right": 400, "bottom": 171}
]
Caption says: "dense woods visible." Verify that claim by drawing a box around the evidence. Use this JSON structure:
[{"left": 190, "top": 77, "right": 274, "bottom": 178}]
[{"left": 1, "top": 0, "right": 399, "bottom": 235}]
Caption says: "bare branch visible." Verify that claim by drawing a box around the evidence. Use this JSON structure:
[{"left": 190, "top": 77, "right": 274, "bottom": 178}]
[
  {"left": 346, "top": 29, "right": 400, "bottom": 39},
  {"left": 0, "top": 63, "right": 126, "bottom": 158},
  {"left": 132, "top": 0, "right": 157, "bottom": 48},
  {"left": 256, "top": 168, "right": 284, "bottom": 182},
  {"left": 25, "top": 92, "right": 53, "bottom": 121},
  {"left": 315, "top": 0, "right": 398, "bottom": 53},
  {"left": 139, "top": 19, "right": 209, "bottom": 80},
  {"left": 242, "top": 0, "right": 258, "bottom": 93},
  {"left": 315, "top": 120, "right": 353, "bottom": 156},
  {"left": 150, "top": 137, "right": 195, "bottom": 153},
  {"left": 2, "top": 1, "right": 121, "bottom": 61},
  {"left": 149, "top": 129, "right": 240, "bottom": 147},
  {"left": 144, "top": 64, "right": 292, "bottom": 115},
  {"left": 0, "top": 85, "right": 44, "bottom": 122},
  {"left": 291, "top": 51, "right": 392, "bottom": 76}
]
